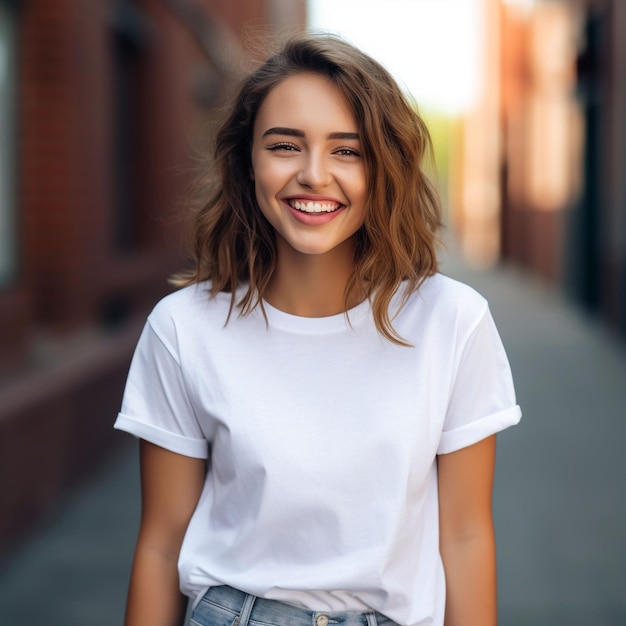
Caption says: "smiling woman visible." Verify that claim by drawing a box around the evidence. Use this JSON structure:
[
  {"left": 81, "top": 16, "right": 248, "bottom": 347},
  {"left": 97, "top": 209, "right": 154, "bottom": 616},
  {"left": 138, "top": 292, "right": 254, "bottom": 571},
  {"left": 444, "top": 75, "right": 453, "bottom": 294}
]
[{"left": 114, "top": 32, "right": 521, "bottom": 626}]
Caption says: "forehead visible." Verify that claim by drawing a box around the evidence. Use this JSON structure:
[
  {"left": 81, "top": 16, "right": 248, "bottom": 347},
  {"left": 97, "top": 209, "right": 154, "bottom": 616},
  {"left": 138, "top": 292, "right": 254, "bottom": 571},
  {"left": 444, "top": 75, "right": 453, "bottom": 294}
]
[{"left": 254, "top": 73, "right": 358, "bottom": 134}]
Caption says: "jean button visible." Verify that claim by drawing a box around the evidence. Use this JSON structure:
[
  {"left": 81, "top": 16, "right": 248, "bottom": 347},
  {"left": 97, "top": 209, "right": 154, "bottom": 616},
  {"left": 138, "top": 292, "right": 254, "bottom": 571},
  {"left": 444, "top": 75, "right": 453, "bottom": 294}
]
[{"left": 316, "top": 616, "right": 329, "bottom": 626}]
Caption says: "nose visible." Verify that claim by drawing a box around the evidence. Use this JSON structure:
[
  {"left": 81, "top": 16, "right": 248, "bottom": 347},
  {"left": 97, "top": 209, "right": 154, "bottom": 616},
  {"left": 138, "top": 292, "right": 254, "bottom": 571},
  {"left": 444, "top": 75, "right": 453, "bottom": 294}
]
[{"left": 296, "top": 151, "right": 331, "bottom": 189}]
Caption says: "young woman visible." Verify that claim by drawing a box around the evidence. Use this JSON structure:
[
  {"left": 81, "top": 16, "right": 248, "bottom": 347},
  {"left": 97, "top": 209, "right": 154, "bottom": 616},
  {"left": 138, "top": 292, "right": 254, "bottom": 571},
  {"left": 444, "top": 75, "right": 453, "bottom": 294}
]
[{"left": 115, "top": 33, "right": 521, "bottom": 626}]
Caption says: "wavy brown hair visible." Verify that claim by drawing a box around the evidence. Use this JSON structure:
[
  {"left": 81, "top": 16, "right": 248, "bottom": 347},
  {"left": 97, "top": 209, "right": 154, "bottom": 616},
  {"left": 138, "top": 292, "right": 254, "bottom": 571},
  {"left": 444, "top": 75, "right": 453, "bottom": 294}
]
[{"left": 174, "top": 32, "right": 442, "bottom": 345}]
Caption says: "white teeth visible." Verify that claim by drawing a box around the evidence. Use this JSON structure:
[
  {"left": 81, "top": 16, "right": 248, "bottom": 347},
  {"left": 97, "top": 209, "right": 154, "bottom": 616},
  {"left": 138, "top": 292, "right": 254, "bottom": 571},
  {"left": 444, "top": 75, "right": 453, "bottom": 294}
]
[{"left": 290, "top": 200, "right": 340, "bottom": 213}]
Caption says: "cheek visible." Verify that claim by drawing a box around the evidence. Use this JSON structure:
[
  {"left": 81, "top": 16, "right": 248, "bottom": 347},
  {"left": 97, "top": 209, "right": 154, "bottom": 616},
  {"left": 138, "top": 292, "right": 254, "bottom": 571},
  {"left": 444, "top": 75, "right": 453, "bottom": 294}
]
[
  {"left": 347, "top": 162, "right": 367, "bottom": 194},
  {"left": 251, "top": 159, "right": 276, "bottom": 191},
  {"left": 254, "top": 173, "right": 275, "bottom": 202},
  {"left": 252, "top": 163, "right": 293, "bottom": 209},
  {"left": 351, "top": 174, "right": 368, "bottom": 211}
]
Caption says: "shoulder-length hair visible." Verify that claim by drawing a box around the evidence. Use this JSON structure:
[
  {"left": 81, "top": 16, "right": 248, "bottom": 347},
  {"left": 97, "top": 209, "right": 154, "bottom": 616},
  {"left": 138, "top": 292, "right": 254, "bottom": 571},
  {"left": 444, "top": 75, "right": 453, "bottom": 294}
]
[{"left": 175, "top": 32, "right": 442, "bottom": 345}]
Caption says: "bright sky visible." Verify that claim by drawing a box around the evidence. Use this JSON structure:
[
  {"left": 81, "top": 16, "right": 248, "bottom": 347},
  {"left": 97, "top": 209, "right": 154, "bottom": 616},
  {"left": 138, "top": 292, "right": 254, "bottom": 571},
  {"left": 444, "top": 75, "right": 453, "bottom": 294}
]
[{"left": 307, "top": 0, "right": 484, "bottom": 114}]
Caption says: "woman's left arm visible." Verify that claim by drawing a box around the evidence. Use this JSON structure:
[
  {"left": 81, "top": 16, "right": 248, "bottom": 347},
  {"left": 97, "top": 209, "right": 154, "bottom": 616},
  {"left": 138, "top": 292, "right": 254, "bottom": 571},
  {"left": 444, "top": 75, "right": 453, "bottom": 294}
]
[{"left": 437, "top": 435, "right": 498, "bottom": 626}]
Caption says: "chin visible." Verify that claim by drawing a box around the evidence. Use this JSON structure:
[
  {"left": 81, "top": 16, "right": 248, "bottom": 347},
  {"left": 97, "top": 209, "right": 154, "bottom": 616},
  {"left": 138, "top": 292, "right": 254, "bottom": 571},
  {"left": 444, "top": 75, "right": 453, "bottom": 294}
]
[
  {"left": 292, "top": 245, "right": 337, "bottom": 256},
  {"left": 288, "top": 239, "right": 350, "bottom": 257}
]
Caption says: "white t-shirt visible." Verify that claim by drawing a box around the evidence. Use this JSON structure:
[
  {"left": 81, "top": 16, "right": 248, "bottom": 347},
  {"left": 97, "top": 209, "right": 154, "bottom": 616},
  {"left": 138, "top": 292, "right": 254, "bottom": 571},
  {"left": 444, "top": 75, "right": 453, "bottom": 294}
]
[{"left": 114, "top": 274, "right": 521, "bottom": 626}]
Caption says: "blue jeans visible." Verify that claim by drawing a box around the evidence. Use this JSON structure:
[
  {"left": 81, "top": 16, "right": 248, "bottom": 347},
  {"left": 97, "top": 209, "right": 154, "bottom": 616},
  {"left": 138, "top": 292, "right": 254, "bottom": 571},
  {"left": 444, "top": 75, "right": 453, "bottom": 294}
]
[{"left": 190, "top": 585, "right": 400, "bottom": 626}]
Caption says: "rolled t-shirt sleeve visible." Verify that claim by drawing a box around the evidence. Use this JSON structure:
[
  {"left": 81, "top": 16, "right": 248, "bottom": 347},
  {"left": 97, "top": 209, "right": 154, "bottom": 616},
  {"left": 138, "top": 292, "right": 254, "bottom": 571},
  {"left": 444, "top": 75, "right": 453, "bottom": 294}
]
[
  {"left": 438, "top": 306, "right": 521, "bottom": 455},
  {"left": 114, "top": 321, "right": 208, "bottom": 459}
]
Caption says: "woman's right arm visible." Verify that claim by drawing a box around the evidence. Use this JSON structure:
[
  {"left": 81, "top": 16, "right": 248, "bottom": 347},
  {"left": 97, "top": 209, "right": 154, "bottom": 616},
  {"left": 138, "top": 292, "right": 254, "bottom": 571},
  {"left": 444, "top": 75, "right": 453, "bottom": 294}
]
[{"left": 124, "top": 440, "right": 206, "bottom": 626}]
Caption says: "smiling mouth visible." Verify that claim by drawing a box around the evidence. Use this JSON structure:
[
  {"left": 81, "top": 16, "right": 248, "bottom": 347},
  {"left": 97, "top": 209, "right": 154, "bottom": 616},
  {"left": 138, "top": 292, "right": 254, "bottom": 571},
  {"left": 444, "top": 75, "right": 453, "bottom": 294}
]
[{"left": 288, "top": 200, "right": 343, "bottom": 214}]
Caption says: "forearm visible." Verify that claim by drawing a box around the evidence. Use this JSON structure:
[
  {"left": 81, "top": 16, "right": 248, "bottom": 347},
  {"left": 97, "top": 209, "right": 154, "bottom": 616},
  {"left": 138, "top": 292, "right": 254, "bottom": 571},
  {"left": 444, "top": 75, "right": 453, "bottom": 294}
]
[
  {"left": 124, "top": 442, "right": 206, "bottom": 625},
  {"left": 124, "top": 540, "right": 188, "bottom": 626},
  {"left": 440, "top": 527, "right": 497, "bottom": 626}
]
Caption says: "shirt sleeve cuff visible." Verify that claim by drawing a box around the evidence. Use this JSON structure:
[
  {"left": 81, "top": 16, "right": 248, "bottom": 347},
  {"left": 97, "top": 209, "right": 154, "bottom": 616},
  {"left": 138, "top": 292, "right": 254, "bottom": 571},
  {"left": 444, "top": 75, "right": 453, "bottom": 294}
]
[
  {"left": 114, "top": 413, "right": 209, "bottom": 459},
  {"left": 437, "top": 405, "right": 522, "bottom": 455}
]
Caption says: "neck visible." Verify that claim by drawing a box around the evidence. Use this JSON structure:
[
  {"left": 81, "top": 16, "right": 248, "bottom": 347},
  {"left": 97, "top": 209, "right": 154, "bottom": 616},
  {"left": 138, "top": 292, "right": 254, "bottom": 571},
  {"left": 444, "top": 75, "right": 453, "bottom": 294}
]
[{"left": 264, "top": 237, "right": 362, "bottom": 317}]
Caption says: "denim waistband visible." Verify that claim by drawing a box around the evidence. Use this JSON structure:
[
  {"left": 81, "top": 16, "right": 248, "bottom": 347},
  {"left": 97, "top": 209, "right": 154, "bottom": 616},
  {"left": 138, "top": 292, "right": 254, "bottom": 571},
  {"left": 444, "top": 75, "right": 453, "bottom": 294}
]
[{"left": 192, "top": 585, "right": 397, "bottom": 626}]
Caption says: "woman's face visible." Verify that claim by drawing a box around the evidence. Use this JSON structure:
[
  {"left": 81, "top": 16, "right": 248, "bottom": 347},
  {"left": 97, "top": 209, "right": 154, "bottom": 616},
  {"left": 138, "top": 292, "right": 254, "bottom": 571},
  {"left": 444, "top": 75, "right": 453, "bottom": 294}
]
[{"left": 251, "top": 72, "right": 367, "bottom": 259}]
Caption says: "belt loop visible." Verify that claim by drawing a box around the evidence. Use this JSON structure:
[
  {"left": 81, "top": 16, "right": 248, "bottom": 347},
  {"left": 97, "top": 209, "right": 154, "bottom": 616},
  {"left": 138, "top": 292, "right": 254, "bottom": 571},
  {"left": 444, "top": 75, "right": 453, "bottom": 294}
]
[
  {"left": 237, "top": 592, "right": 256, "bottom": 626},
  {"left": 365, "top": 613, "right": 378, "bottom": 626}
]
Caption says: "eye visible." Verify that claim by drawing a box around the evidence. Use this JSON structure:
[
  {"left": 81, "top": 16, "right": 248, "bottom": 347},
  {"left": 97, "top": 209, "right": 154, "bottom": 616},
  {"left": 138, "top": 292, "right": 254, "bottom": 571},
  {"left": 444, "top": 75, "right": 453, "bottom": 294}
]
[
  {"left": 334, "top": 147, "right": 361, "bottom": 158},
  {"left": 266, "top": 142, "right": 299, "bottom": 152}
]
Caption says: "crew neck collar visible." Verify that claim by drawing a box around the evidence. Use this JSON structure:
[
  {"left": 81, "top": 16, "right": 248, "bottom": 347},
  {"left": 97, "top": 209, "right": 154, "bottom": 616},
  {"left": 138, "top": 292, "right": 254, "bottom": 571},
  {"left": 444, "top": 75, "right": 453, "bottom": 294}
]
[{"left": 261, "top": 297, "right": 371, "bottom": 334}]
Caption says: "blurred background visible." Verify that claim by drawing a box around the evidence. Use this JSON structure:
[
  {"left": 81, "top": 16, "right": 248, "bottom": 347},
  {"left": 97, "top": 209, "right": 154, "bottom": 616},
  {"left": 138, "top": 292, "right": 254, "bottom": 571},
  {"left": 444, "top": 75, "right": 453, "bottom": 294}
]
[{"left": 0, "top": 0, "right": 624, "bottom": 624}]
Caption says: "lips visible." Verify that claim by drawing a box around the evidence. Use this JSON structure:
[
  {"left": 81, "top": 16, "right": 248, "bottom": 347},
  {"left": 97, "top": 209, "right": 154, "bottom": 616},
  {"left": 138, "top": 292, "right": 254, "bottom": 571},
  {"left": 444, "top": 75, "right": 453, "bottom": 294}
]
[
  {"left": 282, "top": 197, "right": 347, "bottom": 226},
  {"left": 287, "top": 199, "right": 343, "bottom": 214}
]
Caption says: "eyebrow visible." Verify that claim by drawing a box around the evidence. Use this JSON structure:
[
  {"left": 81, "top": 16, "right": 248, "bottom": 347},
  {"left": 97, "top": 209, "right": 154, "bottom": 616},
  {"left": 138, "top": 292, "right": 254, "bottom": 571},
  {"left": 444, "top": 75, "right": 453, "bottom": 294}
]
[{"left": 262, "top": 127, "right": 360, "bottom": 141}]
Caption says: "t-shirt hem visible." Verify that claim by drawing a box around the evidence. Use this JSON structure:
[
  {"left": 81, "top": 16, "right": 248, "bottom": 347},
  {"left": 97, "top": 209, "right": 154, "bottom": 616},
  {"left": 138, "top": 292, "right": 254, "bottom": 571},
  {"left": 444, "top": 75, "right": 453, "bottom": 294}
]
[
  {"left": 437, "top": 405, "right": 521, "bottom": 455},
  {"left": 190, "top": 586, "right": 211, "bottom": 610},
  {"left": 114, "top": 413, "right": 208, "bottom": 458}
]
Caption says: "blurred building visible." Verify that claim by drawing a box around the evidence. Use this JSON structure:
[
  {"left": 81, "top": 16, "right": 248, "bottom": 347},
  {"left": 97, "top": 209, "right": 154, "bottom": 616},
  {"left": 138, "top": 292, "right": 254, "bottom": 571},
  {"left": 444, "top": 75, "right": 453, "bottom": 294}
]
[
  {"left": 451, "top": 0, "right": 626, "bottom": 337},
  {"left": 0, "top": 0, "right": 305, "bottom": 558}
]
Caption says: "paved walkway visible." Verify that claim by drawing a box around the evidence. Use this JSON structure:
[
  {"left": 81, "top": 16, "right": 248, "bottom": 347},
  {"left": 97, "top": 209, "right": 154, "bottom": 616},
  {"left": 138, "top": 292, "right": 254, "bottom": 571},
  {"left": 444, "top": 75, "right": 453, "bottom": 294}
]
[{"left": 1, "top": 251, "right": 625, "bottom": 625}]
